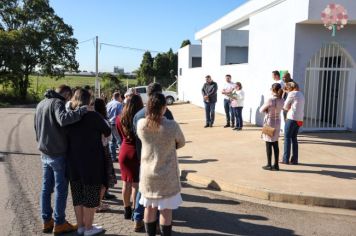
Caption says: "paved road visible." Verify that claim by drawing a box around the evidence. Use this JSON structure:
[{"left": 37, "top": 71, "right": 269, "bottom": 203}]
[{"left": 1, "top": 108, "right": 356, "bottom": 236}]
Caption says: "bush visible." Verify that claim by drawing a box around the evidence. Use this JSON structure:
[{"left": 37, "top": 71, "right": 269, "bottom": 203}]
[{"left": 0, "top": 90, "right": 39, "bottom": 107}]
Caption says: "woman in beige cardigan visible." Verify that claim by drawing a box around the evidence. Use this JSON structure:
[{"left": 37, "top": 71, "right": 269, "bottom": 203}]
[{"left": 137, "top": 93, "right": 185, "bottom": 236}]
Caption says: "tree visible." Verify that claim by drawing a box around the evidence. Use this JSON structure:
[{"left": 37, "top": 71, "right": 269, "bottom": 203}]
[
  {"left": 167, "top": 48, "right": 178, "bottom": 80},
  {"left": 137, "top": 51, "right": 154, "bottom": 85},
  {"left": 0, "top": 0, "right": 78, "bottom": 98},
  {"left": 153, "top": 48, "right": 177, "bottom": 88},
  {"left": 153, "top": 53, "right": 170, "bottom": 87},
  {"left": 180, "top": 39, "right": 191, "bottom": 48},
  {"left": 101, "top": 73, "right": 126, "bottom": 99}
]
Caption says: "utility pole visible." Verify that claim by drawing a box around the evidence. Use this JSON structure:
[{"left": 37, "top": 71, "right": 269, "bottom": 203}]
[{"left": 95, "top": 36, "right": 100, "bottom": 97}]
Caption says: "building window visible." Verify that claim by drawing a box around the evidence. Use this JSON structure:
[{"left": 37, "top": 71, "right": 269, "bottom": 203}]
[
  {"left": 191, "top": 57, "right": 202, "bottom": 68},
  {"left": 225, "top": 46, "right": 248, "bottom": 64},
  {"left": 179, "top": 68, "right": 182, "bottom": 76}
]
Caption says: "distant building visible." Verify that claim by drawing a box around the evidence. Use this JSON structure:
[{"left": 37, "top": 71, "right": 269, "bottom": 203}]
[{"left": 114, "top": 66, "right": 124, "bottom": 74}]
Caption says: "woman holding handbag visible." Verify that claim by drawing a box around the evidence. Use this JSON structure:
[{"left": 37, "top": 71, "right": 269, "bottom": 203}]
[{"left": 259, "top": 83, "right": 284, "bottom": 170}]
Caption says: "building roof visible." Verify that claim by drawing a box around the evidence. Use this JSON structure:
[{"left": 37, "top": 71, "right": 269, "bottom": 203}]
[{"left": 195, "top": 0, "right": 286, "bottom": 40}]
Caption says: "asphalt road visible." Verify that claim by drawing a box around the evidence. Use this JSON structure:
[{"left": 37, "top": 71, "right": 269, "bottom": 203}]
[{"left": 0, "top": 107, "right": 356, "bottom": 236}]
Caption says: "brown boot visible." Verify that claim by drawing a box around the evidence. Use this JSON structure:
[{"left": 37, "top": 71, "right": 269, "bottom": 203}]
[
  {"left": 53, "top": 221, "right": 77, "bottom": 235},
  {"left": 42, "top": 218, "right": 54, "bottom": 233},
  {"left": 134, "top": 220, "right": 145, "bottom": 232}
]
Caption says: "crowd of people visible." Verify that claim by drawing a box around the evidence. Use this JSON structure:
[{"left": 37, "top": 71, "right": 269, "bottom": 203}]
[
  {"left": 201, "top": 71, "right": 305, "bottom": 171},
  {"left": 35, "top": 82, "right": 185, "bottom": 236},
  {"left": 33, "top": 70, "right": 304, "bottom": 235}
]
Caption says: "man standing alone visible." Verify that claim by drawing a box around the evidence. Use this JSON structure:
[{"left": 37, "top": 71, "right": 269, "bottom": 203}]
[
  {"left": 221, "top": 74, "right": 235, "bottom": 128},
  {"left": 202, "top": 75, "right": 218, "bottom": 128},
  {"left": 34, "top": 85, "right": 87, "bottom": 234}
]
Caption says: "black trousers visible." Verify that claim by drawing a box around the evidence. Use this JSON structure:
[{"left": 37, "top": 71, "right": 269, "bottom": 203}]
[{"left": 265, "top": 141, "right": 279, "bottom": 166}]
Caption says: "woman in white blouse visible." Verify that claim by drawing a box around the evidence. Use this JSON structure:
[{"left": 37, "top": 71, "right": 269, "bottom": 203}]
[{"left": 282, "top": 81, "right": 305, "bottom": 165}]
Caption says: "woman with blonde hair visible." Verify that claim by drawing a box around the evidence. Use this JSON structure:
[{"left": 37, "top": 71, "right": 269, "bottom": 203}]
[
  {"left": 137, "top": 93, "right": 185, "bottom": 236},
  {"left": 282, "top": 81, "right": 305, "bottom": 165}
]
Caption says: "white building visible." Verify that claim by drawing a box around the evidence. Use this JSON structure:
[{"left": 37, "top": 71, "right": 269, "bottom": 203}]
[{"left": 178, "top": 0, "right": 356, "bottom": 131}]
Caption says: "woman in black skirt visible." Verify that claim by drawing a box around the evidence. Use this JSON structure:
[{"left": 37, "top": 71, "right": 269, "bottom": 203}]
[{"left": 67, "top": 89, "right": 111, "bottom": 235}]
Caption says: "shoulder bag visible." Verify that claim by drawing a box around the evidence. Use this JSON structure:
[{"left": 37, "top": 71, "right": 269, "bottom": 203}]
[{"left": 262, "top": 100, "right": 277, "bottom": 137}]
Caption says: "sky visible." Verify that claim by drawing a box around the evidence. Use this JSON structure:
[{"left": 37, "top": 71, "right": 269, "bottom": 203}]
[{"left": 50, "top": 0, "right": 247, "bottom": 73}]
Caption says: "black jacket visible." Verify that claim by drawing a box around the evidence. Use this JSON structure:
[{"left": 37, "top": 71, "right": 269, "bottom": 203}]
[
  {"left": 67, "top": 111, "right": 111, "bottom": 185},
  {"left": 202, "top": 81, "right": 218, "bottom": 103},
  {"left": 34, "top": 90, "right": 87, "bottom": 156}
]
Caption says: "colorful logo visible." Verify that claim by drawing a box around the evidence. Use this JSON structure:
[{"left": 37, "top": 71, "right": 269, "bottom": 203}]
[{"left": 321, "top": 3, "right": 348, "bottom": 37}]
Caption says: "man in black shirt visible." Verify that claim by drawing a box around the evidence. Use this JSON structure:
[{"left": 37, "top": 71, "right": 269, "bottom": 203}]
[{"left": 202, "top": 75, "right": 218, "bottom": 127}]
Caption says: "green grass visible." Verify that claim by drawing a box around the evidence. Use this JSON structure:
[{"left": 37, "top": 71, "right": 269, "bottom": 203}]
[
  {"left": 0, "top": 75, "right": 137, "bottom": 107},
  {"left": 29, "top": 75, "right": 137, "bottom": 92}
]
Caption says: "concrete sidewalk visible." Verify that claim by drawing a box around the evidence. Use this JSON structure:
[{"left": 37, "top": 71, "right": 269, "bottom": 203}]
[{"left": 171, "top": 103, "right": 356, "bottom": 210}]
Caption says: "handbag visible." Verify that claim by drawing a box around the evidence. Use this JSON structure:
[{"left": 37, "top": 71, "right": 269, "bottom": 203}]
[
  {"left": 261, "top": 100, "right": 277, "bottom": 137},
  {"left": 262, "top": 124, "right": 275, "bottom": 137}
]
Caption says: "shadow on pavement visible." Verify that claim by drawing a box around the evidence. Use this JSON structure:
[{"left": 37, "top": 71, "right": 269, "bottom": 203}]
[
  {"left": 281, "top": 169, "right": 356, "bottom": 180},
  {"left": 298, "top": 163, "right": 356, "bottom": 171},
  {"left": 182, "top": 193, "right": 239, "bottom": 206},
  {"left": 179, "top": 158, "right": 218, "bottom": 164},
  {"left": 298, "top": 132, "right": 356, "bottom": 148},
  {"left": 174, "top": 206, "right": 295, "bottom": 236},
  {"left": 298, "top": 139, "right": 356, "bottom": 148}
]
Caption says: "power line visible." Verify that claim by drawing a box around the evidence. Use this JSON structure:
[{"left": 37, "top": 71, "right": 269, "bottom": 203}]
[
  {"left": 100, "top": 42, "right": 163, "bottom": 54},
  {"left": 78, "top": 37, "right": 95, "bottom": 44}
]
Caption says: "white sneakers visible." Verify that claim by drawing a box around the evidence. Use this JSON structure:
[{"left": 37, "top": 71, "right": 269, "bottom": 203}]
[{"left": 77, "top": 225, "right": 104, "bottom": 236}]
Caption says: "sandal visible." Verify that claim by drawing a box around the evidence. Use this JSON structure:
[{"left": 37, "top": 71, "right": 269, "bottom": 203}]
[{"left": 96, "top": 203, "right": 110, "bottom": 212}]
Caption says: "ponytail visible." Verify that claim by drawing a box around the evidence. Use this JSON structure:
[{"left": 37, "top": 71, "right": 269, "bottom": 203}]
[
  {"left": 276, "top": 88, "right": 283, "bottom": 99},
  {"left": 272, "top": 83, "right": 283, "bottom": 99}
]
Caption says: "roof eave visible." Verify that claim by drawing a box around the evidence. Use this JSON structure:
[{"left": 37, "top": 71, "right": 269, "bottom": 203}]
[{"left": 195, "top": 0, "right": 287, "bottom": 40}]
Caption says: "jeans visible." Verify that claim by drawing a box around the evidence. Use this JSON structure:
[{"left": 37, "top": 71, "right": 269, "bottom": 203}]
[
  {"left": 232, "top": 107, "right": 243, "bottom": 128},
  {"left": 283, "top": 119, "right": 300, "bottom": 164},
  {"left": 204, "top": 102, "right": 216, "bottom": 125},
  {"left": 223, "top": 99, "right": 233, "bottom": 125},
  {"left": 109, "top": 125, "right": 121, "bottom": 161},
  {"left": 41, "top": 155, "right": 68, "bottom": 225},
  {"left": 133, "top": 191, "right": 144, "bottom": 221}
]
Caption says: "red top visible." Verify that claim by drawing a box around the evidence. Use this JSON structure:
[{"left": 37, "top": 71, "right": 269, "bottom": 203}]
[{"left": 115, "top": 116, "right": 140, "bottom": 183}]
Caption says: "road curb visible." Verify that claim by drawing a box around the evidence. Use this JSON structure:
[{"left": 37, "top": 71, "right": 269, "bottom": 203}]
[{"left": 180, "top": 170, "right": 356, "bottom": 210}]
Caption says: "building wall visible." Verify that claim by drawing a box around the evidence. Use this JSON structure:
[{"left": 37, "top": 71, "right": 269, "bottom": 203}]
[
  {"left": 243, "top": 0, "right": 308, "bottom": 124},
  {"left": 178, "top": 0, "right": 310, "bottom": 126},
  {"left": 201, "top": 31, "right": 222, "bottom": 69},
  {"left": 308, "top": 0, "right": 356, "bottom": 21},
  {"left": 178, "top": 0, "right": 356, "bottom": 127},
  {"left": 293, "top": 24, "right": 356, "bottom": 130}
]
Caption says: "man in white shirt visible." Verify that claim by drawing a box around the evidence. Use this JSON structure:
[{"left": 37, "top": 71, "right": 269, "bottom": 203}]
[
  {"left": 272, "top": 70, "right": 285, "bottom": 88},
  {"left": 222, "top": 74, "right": 236, "bottom": 128}
]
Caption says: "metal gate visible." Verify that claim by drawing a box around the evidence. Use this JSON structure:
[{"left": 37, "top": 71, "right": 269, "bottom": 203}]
[{"left": 303, "top": 43, "right": 353, "bottom": 131}]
